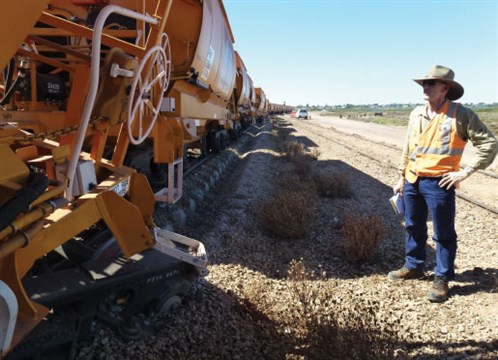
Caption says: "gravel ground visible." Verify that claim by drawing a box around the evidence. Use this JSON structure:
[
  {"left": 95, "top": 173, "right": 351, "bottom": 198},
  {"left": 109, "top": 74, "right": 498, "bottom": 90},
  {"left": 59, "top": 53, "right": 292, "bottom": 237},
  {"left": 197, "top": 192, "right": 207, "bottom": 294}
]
[{"left": 76, "top": 117, "right": 497, "bottom": 359}]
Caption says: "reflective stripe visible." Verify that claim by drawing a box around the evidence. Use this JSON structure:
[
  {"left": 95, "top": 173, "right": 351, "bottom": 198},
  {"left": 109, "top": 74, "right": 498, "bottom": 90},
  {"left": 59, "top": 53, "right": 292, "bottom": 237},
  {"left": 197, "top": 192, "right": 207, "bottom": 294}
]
[
  {"left": 416, "top": 146, "right": 464, "bottom": 156},
  {"left": 440, "top": 118, "right": 452, "bottom": 146},
  {"left": 440, "top": 102, "right": 456, "bottom": 146}
]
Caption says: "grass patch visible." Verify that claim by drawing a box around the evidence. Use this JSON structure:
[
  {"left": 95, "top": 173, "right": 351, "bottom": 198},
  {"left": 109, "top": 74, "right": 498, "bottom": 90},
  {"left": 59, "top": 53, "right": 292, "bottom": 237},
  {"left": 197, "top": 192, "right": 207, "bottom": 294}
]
[
  {"left": 367, "top": 117, "right": 404, "bottom": 126},
  {"left": 319, "top": 109, "right": 409, "bottom": 126},
  {"left": 476, "top": 107, "right": 498, "bottom": 134}
]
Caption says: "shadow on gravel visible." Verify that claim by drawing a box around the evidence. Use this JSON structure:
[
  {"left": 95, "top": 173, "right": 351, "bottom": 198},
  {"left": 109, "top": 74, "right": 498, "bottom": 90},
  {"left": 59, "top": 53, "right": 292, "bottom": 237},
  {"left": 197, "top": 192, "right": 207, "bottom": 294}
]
[
  {"left": 75, "top": 281, "right": 291, "bottom": 359},
  {"left": 451, "top": 267, "right": 498, "bottom": 295},
  {"left": 272, "top": 122, "right": 296, "bottom": 136},
  {"left": 289, "top": 135, "right": 318, "bottom": 149},
  {"left": 156, "top": 280, "right": 291, "bottom": 359},
  {"left": 403, "top": 338, "right": 498, "bottom": 359}
]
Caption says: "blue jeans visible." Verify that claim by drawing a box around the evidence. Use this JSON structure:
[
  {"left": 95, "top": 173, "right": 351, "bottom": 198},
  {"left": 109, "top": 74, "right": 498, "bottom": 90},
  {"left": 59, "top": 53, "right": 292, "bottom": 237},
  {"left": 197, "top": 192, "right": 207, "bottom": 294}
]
[{"left": 403, "top": 177, "right": 457, "bottom": 280}]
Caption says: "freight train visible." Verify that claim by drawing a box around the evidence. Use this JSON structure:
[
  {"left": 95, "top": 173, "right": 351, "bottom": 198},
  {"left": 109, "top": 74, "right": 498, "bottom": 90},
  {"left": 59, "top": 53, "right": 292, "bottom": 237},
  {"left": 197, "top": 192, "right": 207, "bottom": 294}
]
[{"left": 0, "top": 0, "right": 288, "bottom": 358}]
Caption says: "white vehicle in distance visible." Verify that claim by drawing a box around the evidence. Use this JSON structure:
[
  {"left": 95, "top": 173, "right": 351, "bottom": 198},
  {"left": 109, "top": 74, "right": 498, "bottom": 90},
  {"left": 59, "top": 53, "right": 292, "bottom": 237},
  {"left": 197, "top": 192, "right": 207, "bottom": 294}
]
[{"left": 296, "top": 109, "right": 309, "bottom": 119}]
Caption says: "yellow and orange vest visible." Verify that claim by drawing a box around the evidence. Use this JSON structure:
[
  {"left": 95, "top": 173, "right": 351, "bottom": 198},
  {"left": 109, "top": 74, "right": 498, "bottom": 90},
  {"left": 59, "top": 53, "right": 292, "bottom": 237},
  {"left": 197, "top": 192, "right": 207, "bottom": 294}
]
[{"left": 405, "top": 101, "right": 467, "bottom": 183}]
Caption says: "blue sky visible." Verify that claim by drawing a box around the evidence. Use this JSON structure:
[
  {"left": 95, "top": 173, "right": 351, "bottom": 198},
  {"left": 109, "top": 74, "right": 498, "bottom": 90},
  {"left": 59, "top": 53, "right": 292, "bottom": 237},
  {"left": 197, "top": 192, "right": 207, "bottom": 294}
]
[{"left": 224, "top": 0, "right": 498, "bottom": 106}]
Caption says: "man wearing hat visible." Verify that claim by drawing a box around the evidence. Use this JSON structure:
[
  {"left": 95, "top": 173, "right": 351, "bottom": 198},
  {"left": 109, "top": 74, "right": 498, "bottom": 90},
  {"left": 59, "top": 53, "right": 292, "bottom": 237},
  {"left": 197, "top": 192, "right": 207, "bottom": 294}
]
[{"left": 388, "top": 65, "right": 497, "bottom": 302}]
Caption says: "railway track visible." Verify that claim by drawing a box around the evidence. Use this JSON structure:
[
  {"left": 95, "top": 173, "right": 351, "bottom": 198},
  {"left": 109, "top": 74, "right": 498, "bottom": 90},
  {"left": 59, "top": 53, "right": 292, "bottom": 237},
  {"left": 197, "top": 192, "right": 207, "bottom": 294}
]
[
  {"left": 183, "top": 123, "right": 262, "bottom": 178},
  {"left": 292, "top": 118, "right": 498, "bottom": 215},
  {"left": 153, "top": 127, "right": 255, "bottom": 229}
]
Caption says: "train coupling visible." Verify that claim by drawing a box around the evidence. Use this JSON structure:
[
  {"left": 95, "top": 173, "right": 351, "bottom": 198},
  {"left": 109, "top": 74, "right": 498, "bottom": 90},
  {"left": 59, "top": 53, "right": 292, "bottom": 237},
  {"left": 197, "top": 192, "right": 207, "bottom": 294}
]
[{"left": 152, "top": 228, "right": 208, "bottom": 276}]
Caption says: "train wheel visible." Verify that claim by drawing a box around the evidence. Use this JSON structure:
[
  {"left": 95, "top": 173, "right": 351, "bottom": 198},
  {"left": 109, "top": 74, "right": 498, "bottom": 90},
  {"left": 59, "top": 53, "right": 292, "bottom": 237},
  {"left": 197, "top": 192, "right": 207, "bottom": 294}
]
[
  {"left": 158, "top": 295, "right": 182, "bottom": 316},
  {"left": 230, "top": 124, "right": 242, "bottom": 141},
  {"left": 200, "top": 136, "right": 209, "bottom": 158},
  {"left": 222, "top": 130, "right": 230, "bottom": 149},
  {"left": 214, "top": 130, "right": 229, "bottom": 153},
  {"left": 182, "top": 144, "right": 189, "bottom": 171},
  {"left": 230, "top": 128, "right": 239, "bottom": 141}
]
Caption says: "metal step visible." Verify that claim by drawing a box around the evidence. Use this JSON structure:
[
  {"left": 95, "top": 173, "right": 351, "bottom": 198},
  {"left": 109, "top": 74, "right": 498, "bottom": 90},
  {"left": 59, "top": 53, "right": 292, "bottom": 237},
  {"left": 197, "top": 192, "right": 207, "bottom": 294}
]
[{"left": 152, "top": 228, "right": 208, "bottom": 276}]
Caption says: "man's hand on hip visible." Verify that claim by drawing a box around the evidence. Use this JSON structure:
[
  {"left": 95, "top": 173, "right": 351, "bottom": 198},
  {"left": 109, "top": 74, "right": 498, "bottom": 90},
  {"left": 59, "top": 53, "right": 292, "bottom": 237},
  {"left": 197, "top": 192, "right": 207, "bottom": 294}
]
[{"left": 439, "top": 170, "right": 471, "bottom": 189}]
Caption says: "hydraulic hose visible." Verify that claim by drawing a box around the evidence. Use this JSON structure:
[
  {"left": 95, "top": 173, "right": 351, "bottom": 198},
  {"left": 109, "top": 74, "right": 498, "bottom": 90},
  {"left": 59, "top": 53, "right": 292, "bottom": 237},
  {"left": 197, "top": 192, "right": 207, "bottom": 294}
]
[
  {"left": 0, "top": 173, "right": 49, "bottom": 232},
  {"left": 0, "top": 72, "right": 24, "bottom": 107},
  {"left": 0, "top": 221, "right": 43, "bottom": 259},
  {"left": 0, "top": 197, "right": 68, "bottom": 241},
  {"left": 3, "top": 58, "right": 15, "bottom": 93},
  {"left": 0, "top": 59, "right": 29, "bottom": 107}
]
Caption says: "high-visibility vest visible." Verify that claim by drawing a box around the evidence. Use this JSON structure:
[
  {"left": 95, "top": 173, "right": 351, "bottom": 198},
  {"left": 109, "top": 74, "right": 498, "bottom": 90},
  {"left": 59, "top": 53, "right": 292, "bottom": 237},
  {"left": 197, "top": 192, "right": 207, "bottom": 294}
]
[{"left": 405, "top": 101, "right": 467, "bottom": 183}]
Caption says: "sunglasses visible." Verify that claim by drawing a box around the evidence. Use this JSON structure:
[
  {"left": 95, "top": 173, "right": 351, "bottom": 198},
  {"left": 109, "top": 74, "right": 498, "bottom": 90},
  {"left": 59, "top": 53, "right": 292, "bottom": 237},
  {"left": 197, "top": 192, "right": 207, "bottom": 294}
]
[{"left": 422, "top": 80, "right": 438, "bottom": 86}]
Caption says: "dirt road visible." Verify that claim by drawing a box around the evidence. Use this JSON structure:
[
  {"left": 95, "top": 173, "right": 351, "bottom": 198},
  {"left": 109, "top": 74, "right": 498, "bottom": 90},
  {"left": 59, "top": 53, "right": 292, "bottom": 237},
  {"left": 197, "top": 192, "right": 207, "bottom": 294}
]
[{"left": 307, "top": 111, "right": 498, "bottom": 173}]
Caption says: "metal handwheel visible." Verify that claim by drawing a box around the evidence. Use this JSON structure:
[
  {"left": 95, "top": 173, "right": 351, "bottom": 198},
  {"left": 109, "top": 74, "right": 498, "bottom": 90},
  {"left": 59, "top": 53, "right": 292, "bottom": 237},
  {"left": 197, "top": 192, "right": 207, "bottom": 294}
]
[{"left": 127, "top": 36, "right": 171, "bottom": 145}]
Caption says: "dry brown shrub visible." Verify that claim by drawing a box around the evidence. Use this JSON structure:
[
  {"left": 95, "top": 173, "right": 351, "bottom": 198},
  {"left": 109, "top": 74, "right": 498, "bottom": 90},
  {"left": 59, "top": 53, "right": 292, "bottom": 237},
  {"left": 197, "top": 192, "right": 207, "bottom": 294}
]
[
  {"left": 294, "top": 155, "right": 313, "bottom": 178},
  {"left": 286, "top": 259, "right": 399, "bottom": 359},
  {"left": 278, "top": 175, "right": 315, "bottom": 193},
  {"left": 287, "top": 259, "right": 325, "bottom": 325},
  {"left": 261, "top": 189, "right": 315, "bottom": 239},
  {"left": 277, "top": 129, "right": 288, "bottom": 143},
  {"left": 278, "top": 174, "right": 301, "bottom": 190},
  {"left": 305, "top": 295, "right": 399, "bottom": 360},
  {"left": 314, "top": 171, "right": 352, "bottom": 198},
  {"left": 285, "top": 140, "right": 306, "bottom": 160},
  {"left": 309, "top": 148, "right": 321, "bottom": 160},
  {"left": 341, "top": 210, "right": 386, "bottom": 264}
]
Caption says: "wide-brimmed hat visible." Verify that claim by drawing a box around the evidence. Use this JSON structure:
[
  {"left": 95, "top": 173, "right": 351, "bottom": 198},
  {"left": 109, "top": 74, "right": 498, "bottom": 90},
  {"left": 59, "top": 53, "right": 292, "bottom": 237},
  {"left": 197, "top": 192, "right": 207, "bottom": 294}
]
[{"left": 413, "top": 65, "right": 464, "bottom": 100}]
